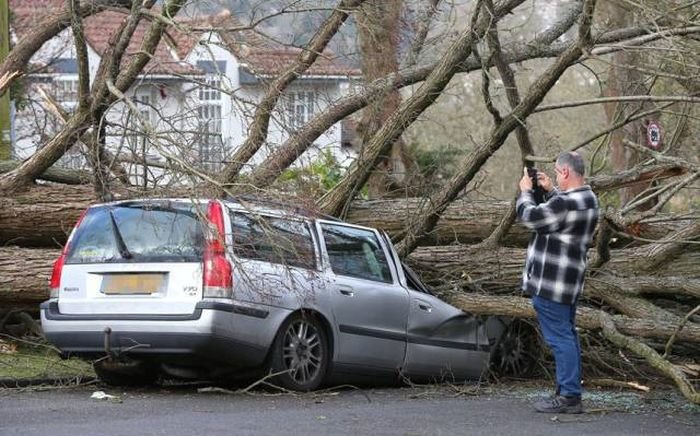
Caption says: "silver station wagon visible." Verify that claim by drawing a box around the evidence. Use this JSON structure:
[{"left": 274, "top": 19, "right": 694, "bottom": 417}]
[{"left": 41, "top": 198, "right": 516, "bottom": 390}]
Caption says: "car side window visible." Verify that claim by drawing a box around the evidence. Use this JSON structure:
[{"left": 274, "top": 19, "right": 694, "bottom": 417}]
[
  {"left": 229, "top": 211, "right": 316, "bottom": 270},
  {"left": 321, "top": 224, "right": 393, "bottom": 283}
]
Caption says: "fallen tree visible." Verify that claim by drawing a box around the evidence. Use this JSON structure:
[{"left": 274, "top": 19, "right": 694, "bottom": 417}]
[{"left": 0, "top": 179, "right": 688, "bottom": 247}]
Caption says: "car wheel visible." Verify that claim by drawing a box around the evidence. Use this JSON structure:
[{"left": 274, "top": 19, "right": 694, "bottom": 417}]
[
  {"left": 489, "top": 319, "right": 541, "bottom": 377},
  {"left": 93, "top": 359, "right": 158, "bottom": 387},
  {"left": 270, "top": 313, "right": 329, "bottom": 391}
]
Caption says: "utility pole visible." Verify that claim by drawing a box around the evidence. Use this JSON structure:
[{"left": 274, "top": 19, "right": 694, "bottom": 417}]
[{"left": 0, "top": 0, "right": 10, "bottom": 160}]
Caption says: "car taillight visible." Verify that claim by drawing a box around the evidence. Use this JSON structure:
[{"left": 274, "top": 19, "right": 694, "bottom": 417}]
[
  {"left": 49, "top": 208, "right": 89, "bottom": 298},
  {"left": 203, "top": 200, "right": 232, "bottom": 298},
  {"left": 48, "top": 254, "right": 65, "bottom": 298}
]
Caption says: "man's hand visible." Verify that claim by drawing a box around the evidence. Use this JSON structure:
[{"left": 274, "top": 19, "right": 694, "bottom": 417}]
[
  {"left": 537, "top": 171, "right": 554, "bottom": 192},
  {"left": 519, "top": 167, "right": 533, "bottom": 192}
]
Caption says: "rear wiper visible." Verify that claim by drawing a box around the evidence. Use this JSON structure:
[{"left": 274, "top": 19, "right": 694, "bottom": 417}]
[{"left": 109, "top": 210, "right": 133, "bottom": 259}]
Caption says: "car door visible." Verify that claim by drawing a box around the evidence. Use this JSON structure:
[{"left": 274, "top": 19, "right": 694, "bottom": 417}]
[
  {"left": 317, "top": 221, "right": 410, "bottom": 372},
  {"left": 379, "top": 232, "right": 491, "bottom": 380}
]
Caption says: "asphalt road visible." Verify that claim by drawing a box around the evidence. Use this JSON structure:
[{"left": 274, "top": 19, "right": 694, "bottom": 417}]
[{"left": 1, "top": 383, "right": 697, "bottom": 436}]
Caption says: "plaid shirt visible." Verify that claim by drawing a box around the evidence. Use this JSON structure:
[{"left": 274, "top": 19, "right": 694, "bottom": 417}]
[{"left": 516, "top": 186, "right": 599, "bottom": 305}]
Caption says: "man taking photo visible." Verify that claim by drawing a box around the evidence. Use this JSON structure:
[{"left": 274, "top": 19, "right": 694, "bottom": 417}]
[{"left": 517, "top": 151, "right": 599, "bottom": 414}]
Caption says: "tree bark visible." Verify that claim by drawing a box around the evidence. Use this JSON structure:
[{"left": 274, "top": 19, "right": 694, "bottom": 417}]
[
  {"left": 0, "top": 185, "right": 96, "bottom": 247},
  {"left": 355, "top": 0, "right": 415, "bottom": 197},
  {"left": 0, "top": 247, "right": 54, "bottom": 311}
]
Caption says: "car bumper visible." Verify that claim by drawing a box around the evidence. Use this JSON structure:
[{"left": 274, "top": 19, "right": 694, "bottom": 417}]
[{"left": 40, "top": 300, "right": 281, "bottom": 368}]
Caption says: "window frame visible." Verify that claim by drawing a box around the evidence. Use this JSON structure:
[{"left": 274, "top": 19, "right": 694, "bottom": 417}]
[
  {"left": 316, "top": 220, "right": 396, "bottom": 284},
  {"left": 284, "top": 90, "right": 317, "bottom": 129},
  {"left": 197, "top": 75, "right": 224, "bottom": 171}
]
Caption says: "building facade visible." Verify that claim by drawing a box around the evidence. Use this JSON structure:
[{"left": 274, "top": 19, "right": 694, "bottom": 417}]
[{"left": 10, "top": 2, "right": 358, "bottom": 187}]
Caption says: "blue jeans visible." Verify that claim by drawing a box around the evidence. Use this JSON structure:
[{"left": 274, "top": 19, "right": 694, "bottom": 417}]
[{"left": 532, "top": 295, "right": 582, "bottom": 398}]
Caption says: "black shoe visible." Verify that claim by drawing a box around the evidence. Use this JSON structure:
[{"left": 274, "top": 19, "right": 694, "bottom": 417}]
[{"left": 533, "top": 395, "right": 583, "bottom": 414}]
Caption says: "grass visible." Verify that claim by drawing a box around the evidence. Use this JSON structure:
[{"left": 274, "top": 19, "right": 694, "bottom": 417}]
[{"left": 0, "top": 338, "right": 94, "bottom": 383}]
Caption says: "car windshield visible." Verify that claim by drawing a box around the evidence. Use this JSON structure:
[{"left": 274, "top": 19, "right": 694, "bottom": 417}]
[{"left": 65, "top": 201, "right": 205, "bottom": 264}]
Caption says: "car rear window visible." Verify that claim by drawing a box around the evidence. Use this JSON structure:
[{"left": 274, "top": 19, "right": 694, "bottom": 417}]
[
  {"left": 65, "top": 202, "right": 204, "bottom": 264},
  {"left": 229, "top": 211, "right": 316, "bottom": 270}
]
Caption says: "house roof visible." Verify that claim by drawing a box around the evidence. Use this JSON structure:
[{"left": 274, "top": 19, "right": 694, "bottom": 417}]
[{"left": 10, "top": 0, "right": 359, "bottom": 79}]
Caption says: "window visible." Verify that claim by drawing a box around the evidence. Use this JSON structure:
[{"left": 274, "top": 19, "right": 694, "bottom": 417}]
[
  {"left": 285, "top": 91, "right": 316, "bottom": 129},
  {"left": 229, "top": 212, "right": 316, "bottom": 270},
  {"left": 198, "top": 76, "right": 222, "bottom": 101},
  {"left": 52, "top": 78, "right": 79, "bottom": 104},
  {"left": 66, "top": 202, "right": 205, "bottom": 264},
  {"left": 321, "top": 224, "right": 392, "bottom": 283},
  {"left": 198, "top": 76, "right": 224, "bottom": 171}
]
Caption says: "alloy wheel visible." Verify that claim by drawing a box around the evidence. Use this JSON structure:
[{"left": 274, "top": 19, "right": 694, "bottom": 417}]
[{"left": 281, "top": 319, "right": 323, "bottom": 385}]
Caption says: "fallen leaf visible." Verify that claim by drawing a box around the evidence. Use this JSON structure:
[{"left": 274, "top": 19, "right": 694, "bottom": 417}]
[{"left": 91, "top": 391, "right": 118, "bottom": 401}]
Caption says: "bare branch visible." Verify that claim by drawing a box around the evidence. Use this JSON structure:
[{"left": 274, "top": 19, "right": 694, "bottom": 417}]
[
  {"left": 218, "top": 0, "right": 366, "bottom": 187},
  {"left": 248, "top": 6, "right": 689, "bottom": 190},
  {"left": 0, "top": 0, "right": 187, "bottom": 193},
  {"left": 535, "top": 95, "right": 700, "bottom": 113},
  {"left": 405, "top": 0, "right": 442, "bottom": 68},
  {"left": 0, "top": 0, "right": 132, "bottom": 96},
  {"left": 394, "top": 0, "right": 599, "bottom": 258}
]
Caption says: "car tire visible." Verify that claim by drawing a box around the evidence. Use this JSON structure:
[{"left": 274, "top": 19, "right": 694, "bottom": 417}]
[
  {"left": 489, "top": 319, "right": 541, "bottom": 378},
  {"left": 93, "top": 359, "right": 158, "bottom": 387},
  {"left": 269, "top": 313, "right": 329, "bottom": 391}
]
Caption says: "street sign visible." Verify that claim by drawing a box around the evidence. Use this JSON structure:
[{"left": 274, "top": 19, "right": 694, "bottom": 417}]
[{"left": 646, "top": 121, "right": 662, "bottom": 150}]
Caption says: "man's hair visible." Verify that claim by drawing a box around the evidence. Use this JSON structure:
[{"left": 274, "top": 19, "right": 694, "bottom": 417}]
[{"left": 557, "top": 152, "right": 586, "bottom": 177}]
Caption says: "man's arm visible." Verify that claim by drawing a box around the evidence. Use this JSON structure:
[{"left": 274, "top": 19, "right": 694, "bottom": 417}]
[
  {"left": 517, "top": 168, "right": 567, "bottom": 233},
  {"left": 516, "top": 193, "right": 567, "bottom": 233}
]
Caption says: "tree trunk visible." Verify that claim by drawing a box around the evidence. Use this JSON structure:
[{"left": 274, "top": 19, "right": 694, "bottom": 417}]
[
  {"left": 441, "top": 293, "right": 700, "bottom": 344},
  {"left": 4, "top": 243, "right": 698, "bottom": 317},
  {"left": 0, "top": 185, "right": 687, "bottom": 248},
  {"left": 600, "top": 1, "right": 660, "bottom": 210},
  {"left": 0, "top": 185, "right": 95, "bottom": 247},
  {"left": 0, "top": 247, "right": 55, "bottom": 311},
  {"left": 355, "top": 0, "right": 415, "bottom": 197}
]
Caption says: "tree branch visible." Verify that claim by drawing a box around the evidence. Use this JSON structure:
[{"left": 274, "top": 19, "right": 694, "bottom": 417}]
[
  {"left": 217, "top": 0, "right": 366, "bottom": 187},
  {"left": 0, "top": 0, "right": 132, "bottom": 96}
]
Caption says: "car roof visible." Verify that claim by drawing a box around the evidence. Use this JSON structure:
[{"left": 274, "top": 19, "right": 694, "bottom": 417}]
[{"left": 90, "top": 197, "right": 343, "bottom": 223}]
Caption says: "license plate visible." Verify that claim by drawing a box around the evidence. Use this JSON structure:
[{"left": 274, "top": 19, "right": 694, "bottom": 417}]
[{"left": 103, "top": 274, "right": 164, "bottom": 295}]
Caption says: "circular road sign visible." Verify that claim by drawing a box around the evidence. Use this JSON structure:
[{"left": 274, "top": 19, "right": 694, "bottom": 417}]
[{"left": 646, "top": 122, "right": 662, "bottom": 150}]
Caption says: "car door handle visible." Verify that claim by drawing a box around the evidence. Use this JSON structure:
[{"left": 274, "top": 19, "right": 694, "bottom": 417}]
[
  {"left": 417, "top": 303, "right": 432, "bottom": 312},
  {"left": 338, "top": 285, "right": 354, "bottom": 297}
]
